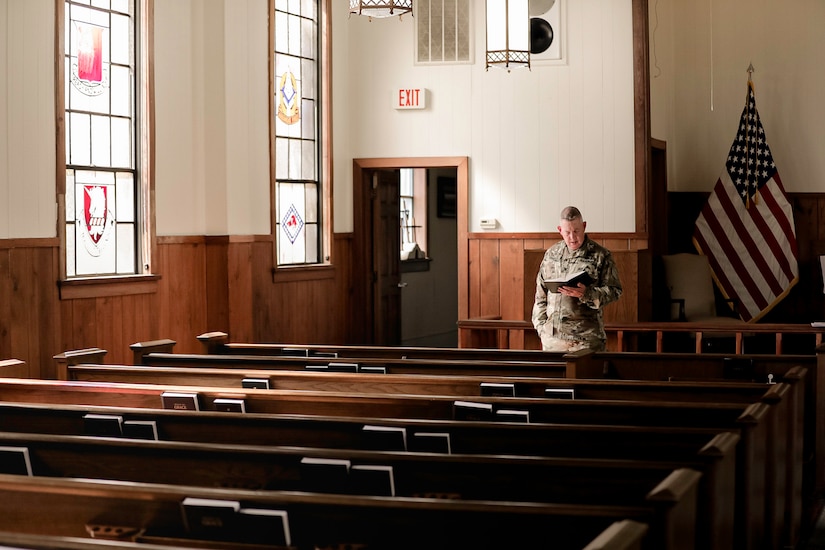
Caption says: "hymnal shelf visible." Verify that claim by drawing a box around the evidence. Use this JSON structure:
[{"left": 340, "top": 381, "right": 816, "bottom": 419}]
[{"left": 544, "top": 270, "right": 594, "bottom": 293}]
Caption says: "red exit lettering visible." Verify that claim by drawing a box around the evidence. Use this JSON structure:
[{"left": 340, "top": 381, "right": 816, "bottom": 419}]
[{"left": 397, "top": 88, "right": 425, "bottom": 109}]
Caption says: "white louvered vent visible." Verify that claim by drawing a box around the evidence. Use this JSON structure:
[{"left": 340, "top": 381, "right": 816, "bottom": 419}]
[{"left": 415, "top": 0, "right": 472, "bottom": 64}]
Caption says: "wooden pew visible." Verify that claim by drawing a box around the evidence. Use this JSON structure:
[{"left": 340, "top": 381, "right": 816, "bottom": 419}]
[
  {"left": 0, "top": 376, "right": 769, "bottom": 427},
  {"left": 119, "top": 345, "right": 813, "bottom": 492},
  {"left": 0, "top": 532, "right": 189, "bottom": 549},
  {"left": 160, "top": 335, "right": 817, "bottom": 479},
  {"left": 0, "top": 399, "right": 739, "bottom": 549},
  {"left": 0, "top": 396, "right": 739, "bottom": 549},
  {"left": 167, "top": 332, "right": 818, "bottom": 496},
  {"left": 130, "top": 350, "right": 573, "bottom": 378},
  {"left": 65, "top": 362, "right": 789, "bottom": 402},
  {"left": 0, "top": 399, "right": 741, "bottom": 458},
  {"left": 0, "top": 377, "right": 773, "bottom": 549},
  {"left": 190, "top": 331, "right": 568, "bottom": 361},
  {"left": 0, "top": 358, "right": 28, "bottom": 378},
  {"left": 568, "top": 348, "right": 816, "bottom": 547},
  {"left": 63, "top": 362, "right": 799, "bottom": 550},
  {"left": 123, "top": 341, "right": 814, "bottom": 482},
  {"left": 0, "top": 431, "right": 701, "bottom": 549},
  {"left": 0, "top": 521, "right": 648, "bottom": 550},
  {"left": 0, "top": 473, "right": 689, "bottom": 550},
  {"left": 583, "top": 520, "right": 649, "bottom": 550},
  {"left": 122, "top": 342, "right": 812, "bottom": 502}
]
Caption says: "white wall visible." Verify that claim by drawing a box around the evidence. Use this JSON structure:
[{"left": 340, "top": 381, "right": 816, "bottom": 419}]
[
  {"left": 0, "top": 0, "right": 56, "bottom": 239},
  {"left": 0, "top": 0, "right": 640, "bottom": 240},
  {"left": 11, "top": 1, "right": 823, "bottom": 241},
  {"left": 339, "top": 0, "right": 637, "bottom": 234},
  {"left": 650, "top": 0, "right": 825, "bottom": 193},
  {"left": 154, "top": 0, "right": 270, "bottom": 236}
]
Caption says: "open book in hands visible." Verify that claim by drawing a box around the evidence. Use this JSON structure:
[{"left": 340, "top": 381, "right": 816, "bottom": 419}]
[{"left": 544, "top": 270, "right": 594, "bottom": 293}]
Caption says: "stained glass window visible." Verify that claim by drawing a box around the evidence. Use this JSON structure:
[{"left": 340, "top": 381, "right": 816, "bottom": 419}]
[
  {"left": 63, "top": 0, "right": 143, "bottom": 278},
  {"left": 273, "top": 0, "right": 322, "bottom": 266}
]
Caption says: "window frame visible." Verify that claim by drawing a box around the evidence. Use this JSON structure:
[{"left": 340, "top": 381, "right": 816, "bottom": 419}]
[
  {"left": 400, "top": 167, "right": 430, "bottom": 273},
  {"left": 269, "top": 0, "right": 333, "bottom": 282},
  {"left": 55, "top": 0, "right": 157, "bottom": 298}
]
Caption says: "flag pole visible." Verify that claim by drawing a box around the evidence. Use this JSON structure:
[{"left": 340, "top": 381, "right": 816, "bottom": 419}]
[{"left": 746, "top": 63, "right": 756, "bottom": 207}]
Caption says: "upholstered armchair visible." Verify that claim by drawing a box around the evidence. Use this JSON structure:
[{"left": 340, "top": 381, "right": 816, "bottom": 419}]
[{"left": 660, "top": 253, "right": 742, "bottom": 324}]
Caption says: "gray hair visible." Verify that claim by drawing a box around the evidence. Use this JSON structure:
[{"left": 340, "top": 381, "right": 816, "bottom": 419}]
[{"left": 560, "top": 206, "right": 582, "bottom": 222}]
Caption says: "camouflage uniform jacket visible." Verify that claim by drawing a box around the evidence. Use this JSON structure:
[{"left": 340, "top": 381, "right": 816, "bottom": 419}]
[{"left": 531, "top": 236, "right": 623, "bottom": 350}]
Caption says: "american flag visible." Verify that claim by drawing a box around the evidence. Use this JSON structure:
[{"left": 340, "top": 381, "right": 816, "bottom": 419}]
[{"left": 693, "top": 80, "right": 798, "bottom": 322}]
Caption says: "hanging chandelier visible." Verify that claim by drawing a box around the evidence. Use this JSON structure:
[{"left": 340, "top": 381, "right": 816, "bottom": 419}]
[
  {"left": 349, "top": 0, "right": 413, "bottom": 20},
  {"left": 485, "top": 0, "right": 530, "bottom": 70}
]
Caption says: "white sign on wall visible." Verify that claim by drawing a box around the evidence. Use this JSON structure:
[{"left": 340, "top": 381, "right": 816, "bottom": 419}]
[{"left": 394, "top": 88, "right": 427, "bottom": 110}]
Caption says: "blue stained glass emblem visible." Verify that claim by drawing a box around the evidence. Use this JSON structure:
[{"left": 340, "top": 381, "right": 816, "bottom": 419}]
[{"left": 282, "top": 204, "right": 304, "bottom": 244}]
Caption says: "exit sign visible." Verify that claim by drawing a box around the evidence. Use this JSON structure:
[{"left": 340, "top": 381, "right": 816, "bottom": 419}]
[{"left": 395, "top": 88, "right": 426, "bottom": 110}]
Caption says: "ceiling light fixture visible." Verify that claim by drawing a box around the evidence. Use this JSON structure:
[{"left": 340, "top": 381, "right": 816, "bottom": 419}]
[
  {"left": 485, "top": 0, "right": 530, "bottom": 70},
  {"left": 349, "top": 0, "right": 413, "bottom": 21}
]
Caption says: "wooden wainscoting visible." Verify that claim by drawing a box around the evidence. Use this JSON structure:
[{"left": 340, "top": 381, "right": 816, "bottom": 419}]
[
  {"left": 465, "top": 232, "right": 650, "bottom": 324},
  {"left": 251, "top": 233, "right": 356, "bottom": 345},
  {"left": 0, "top": 233, "right": 357, "bottom": 378},
  {"left": 0, "top": 240, "right": 61, "bottom": 378}
]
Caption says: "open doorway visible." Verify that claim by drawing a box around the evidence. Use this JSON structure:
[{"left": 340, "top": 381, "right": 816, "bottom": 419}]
[
  {"left": 399, "top": 167, "right": 458, "bottom": 346},
  {"left": 352, "top": 157, "right": 468, "bottom": 346}
]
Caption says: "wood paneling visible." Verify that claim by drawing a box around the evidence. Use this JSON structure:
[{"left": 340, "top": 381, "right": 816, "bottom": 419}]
[
  {"left": 204, "top": 238, "right": 230, "bottom": 336},
  {"left": 607, "top": 250, "right": 652, "bottom": 323},
  {"left": 471, "top": 233, "right": 649, "bottom": 328},
  {"left": 500, "top": 239, "right": 524, "bottom": 320},
  {"left": 249, "top": 234, "right": 354, "bottom": 345},
  {"left": 479, "top": 240, "right": 501, "bottom": 318},
  {"left": 156, "top": 239, "right": 208, "bottom": 355},
  {"left": 1, "top": 190, "right": 824, "bottom": 376},
  {"left": 0, "top": 245, "right": 60, "bottom": 379},
  {"left": 0, "top": 234, "right": 356, "bottom": 376}
]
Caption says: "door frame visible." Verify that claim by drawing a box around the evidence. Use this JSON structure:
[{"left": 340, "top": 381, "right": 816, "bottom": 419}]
[{"left": 352, "top": 157, "right": 469, "bottom": 344}]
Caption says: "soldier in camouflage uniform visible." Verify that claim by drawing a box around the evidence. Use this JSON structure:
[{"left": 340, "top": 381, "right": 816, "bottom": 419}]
[{"left": 532, "top": 206, "right": 623, "bottom": 352}]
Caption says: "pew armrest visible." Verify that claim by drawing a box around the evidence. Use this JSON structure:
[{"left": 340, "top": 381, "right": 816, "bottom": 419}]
[
  {"left": 130, "top": 339, "right": 176, "bottom": 365},
  {"left": 583, "top": 519, "right": 649, "bottom": 550},
  {"left": 53, "top": 348, "right": 108, "bottom": 380},
  {"left": 196, "top": 331, "right": 230, "bottom": 354}
]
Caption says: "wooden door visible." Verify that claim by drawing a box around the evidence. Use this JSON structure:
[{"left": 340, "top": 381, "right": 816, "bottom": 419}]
[{"left": 372, "top": 170, "right": 401, "bottom": 345}]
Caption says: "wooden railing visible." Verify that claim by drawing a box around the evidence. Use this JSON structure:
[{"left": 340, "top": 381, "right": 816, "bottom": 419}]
[{"left": 457, "top": 318, "right": 825, "bottom": 354}]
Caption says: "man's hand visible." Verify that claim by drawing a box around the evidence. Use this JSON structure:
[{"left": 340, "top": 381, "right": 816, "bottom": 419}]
[{"left": 559, "top": 282, "right": 587, "bottom": 299}]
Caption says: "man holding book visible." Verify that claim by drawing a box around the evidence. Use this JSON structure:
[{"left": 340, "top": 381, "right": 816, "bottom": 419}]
[{"left": 531, "top": 206, "right": 623, "bottom": 351}]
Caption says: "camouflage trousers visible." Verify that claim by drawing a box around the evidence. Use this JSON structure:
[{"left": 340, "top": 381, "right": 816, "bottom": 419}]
[{"left": 541, "top": 336, "right": 605, "bottom": 353}]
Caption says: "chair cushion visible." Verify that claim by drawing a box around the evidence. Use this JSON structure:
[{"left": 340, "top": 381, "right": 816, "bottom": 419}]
[{"left": 661, "top": 253, "right": 717, "bottom": 322}]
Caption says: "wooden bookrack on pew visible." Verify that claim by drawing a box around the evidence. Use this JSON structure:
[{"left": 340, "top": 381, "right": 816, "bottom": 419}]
[{"left": 456, "top": 317, "right": 825, "bottom": 354}]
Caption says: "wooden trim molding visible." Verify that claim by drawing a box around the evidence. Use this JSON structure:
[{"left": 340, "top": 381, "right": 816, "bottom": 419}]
[
  {"left": 632, "top": 0, "right": 651, "bottom": 236},
  {"left": 352, "top": 156, "right": 469, "bottom": 341},
  {"left": 0, "top": 238, "right": 60, "bottom": 249},
  {"left": 272, "top": 264, "right": 337, "bottom": 283},
  {"left": 468, "top": 232, "right": 645, "bottom": 241},
  {"left": 58, "top": 274, "right": 160, "bottom": 300}
]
